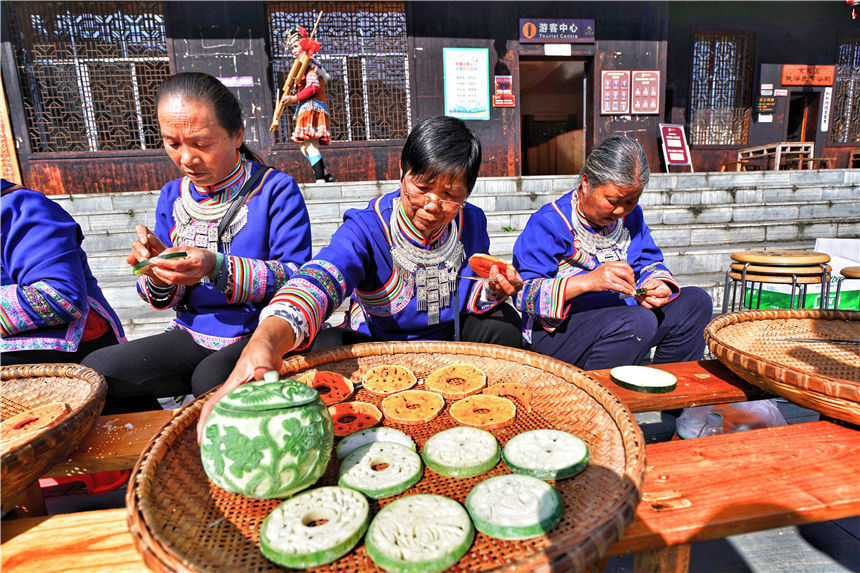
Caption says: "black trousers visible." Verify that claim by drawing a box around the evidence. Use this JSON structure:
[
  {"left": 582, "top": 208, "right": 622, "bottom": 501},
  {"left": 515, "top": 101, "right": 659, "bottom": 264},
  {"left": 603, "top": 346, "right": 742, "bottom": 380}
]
[
  {"left": 81, "top": 330, "right": 251, "bottom": 414},
  {"left": 2, "top": 330, "right": 119, "bottom": 366},
  {"left": 310, "top": 303, "right": 524, "bottom": 351},
  {"left": 530, "top": 286, "right": 713, "bottom": 370}
]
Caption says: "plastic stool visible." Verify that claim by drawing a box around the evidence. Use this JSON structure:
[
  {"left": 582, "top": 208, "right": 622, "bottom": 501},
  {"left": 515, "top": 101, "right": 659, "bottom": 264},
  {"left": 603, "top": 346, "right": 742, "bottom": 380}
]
[{"left": 39, "top": 470, "right": 129, "bottom": 496}]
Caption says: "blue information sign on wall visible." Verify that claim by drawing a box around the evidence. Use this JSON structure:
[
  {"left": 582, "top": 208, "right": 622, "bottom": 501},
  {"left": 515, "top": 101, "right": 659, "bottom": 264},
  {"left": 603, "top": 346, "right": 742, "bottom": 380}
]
[{"left": 519, "top": 19, "right": 595, "bottom": 43}]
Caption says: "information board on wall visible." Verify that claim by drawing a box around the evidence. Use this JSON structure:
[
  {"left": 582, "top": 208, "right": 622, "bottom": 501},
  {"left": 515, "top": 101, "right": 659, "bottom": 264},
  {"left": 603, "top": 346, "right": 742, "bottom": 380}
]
[
  {"left": 443, "top": 47, "right": 490, "bottom": 120},
  {"left": 600, "top": 70, "right": 630, "bottom": 115},
  {"left": 659, "top": 123, "right": 693, "bottom": 172},
  {"left": 630, "top": 71, "right": 660, "bottom": 114}
]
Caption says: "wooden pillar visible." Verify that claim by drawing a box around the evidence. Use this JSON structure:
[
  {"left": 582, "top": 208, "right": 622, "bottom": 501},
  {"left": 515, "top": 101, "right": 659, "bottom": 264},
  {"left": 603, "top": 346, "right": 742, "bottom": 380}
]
[{"left": 0, "top": 73, "right": 21, "bottom": 183}]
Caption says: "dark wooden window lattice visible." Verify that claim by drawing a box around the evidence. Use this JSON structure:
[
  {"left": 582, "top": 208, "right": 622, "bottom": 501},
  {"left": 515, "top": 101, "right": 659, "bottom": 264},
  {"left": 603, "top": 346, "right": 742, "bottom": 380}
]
[
  {"left": 6, "top": 1, "right": 169, "bottom": 153},
  {"left": 830, "top": 36, "right": 860, "bottom": 144},
  {"left": 689, "top": 31, "right": 754, "bottom": 146},
  {"left": 266, "top": 1, "right": 411, "bottom": 143}
]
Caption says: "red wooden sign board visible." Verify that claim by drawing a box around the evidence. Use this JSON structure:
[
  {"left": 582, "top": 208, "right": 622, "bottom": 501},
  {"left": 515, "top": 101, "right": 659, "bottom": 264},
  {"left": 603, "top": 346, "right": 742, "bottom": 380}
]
[
  {"left": 659, "top": 123, "right": 694, "bottom": 172},
  {"left": 781, "top": 65, "right": 835, "bottom": 86}
]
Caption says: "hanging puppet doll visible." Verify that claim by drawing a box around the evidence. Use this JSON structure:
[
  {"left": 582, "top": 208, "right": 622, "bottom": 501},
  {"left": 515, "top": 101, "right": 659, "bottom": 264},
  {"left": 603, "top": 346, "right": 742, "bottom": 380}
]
[{"left": 276, "top": 25, "right": 334, "bottom": 183}]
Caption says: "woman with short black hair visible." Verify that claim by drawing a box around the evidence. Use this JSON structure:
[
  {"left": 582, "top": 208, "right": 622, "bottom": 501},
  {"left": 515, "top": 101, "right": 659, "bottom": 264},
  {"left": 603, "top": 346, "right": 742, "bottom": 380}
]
[
  {"left": 197, "top": 116, "right": 523, "bottom": 433},
  {"left": 512, "top": 136, "right": 712, "bottom": 369}
]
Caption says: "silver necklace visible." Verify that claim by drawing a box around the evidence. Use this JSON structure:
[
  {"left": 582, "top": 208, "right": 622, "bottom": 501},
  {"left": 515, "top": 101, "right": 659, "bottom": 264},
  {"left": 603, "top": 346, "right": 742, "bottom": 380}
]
[
  {"left": 570, "top": 191, "right": 630, "bottom": 263},
  {"left": 172, "top": 163, "right": 251, "bottom": 254},
  {"left": 389, "top": 200, "right": 465, "bottom": 325}
]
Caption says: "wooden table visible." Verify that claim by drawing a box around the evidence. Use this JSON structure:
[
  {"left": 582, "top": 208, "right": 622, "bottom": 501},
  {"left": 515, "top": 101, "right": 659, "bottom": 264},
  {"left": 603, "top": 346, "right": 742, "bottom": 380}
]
[
  {"left": 3, "top": 361, "right": 859, "bottom": 573},
  {"left": 737, "top": 142, "right": 814, "bottom": 170}
]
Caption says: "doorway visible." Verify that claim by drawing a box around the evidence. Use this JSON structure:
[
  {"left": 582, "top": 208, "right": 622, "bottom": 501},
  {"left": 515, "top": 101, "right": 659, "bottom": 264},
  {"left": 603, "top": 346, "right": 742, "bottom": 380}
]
[
  {"left": 785, "top": 92, "right": 820, "bottom": 142},
  {"left": 520, "top": 58, "right": 589, "bottom": 175}
]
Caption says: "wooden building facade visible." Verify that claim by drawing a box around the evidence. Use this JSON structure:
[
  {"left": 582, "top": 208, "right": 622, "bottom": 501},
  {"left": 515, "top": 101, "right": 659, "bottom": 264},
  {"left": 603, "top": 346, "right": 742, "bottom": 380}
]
[{"left": 1, "top": 1, "right": 857, "bottom": 195}]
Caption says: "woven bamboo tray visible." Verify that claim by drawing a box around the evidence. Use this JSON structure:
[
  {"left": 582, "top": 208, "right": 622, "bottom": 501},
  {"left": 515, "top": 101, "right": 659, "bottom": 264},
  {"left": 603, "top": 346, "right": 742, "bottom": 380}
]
[
  {"left": 706, "top": 310, "right": 860, "bottom": 424},
  {"left": 127, "top": 342, "right": 645, "bottom": 573},
  {"left": 1, "top": 363, "right": 107, "bottom": 512}
]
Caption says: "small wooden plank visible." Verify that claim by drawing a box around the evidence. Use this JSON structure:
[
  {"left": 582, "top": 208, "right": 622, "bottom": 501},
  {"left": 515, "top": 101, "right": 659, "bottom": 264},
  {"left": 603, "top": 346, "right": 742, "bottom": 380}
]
[
  {"left": 588, "top": 360, "right": 772, "bottom": 412},
  {"left": 608, "top": 421, "right": 860, "bottom": 555},
  {"left": 42, "top": 410, "right": 176, "bottom": 478},
  {"left": 1, "top": 508, "right": 143, "bottom": 573}
]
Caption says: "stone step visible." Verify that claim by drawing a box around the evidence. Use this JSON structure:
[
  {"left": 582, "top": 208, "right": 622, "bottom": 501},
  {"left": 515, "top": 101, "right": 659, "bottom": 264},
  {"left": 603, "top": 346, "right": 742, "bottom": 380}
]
[
  {"left": 51, "top": 170, "right": 859, "bottom": 220},
  {"left": 75, "top": 196, "right": 860, "bottom": 248}
]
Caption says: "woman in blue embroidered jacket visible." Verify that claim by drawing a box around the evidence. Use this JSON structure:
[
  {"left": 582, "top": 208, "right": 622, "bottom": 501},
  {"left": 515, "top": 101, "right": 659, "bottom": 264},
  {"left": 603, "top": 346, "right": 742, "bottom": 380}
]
[
  {"left": 197, "top": 116, "right": 523, "bottom": 434},
  {"left": 512, "top": 136, "right": 712, "bottom": 370},
  {"left": 1, "top": 179, "right": 125, "bottom": 364},
  {"left": 83, "top": 73, "right": 312, "bottom": 412}
]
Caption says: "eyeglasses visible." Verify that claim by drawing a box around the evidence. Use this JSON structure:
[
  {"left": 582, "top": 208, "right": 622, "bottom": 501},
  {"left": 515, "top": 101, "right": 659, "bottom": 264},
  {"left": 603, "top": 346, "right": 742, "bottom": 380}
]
[{"left": 402, "top": 189, "right": 465, "bottom": 213}]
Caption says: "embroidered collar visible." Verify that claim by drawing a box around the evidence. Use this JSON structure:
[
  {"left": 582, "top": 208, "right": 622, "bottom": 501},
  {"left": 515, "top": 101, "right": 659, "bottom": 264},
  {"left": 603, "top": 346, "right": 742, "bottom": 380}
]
[
  {"left": 189, "top": 151, "right": 246, "bottom": 203},
  {"left": 1, "top": 179, "right": 23, "bottom": 195},
  {"left": 395, "top": 201, "right": 449, "bottom": 248}
]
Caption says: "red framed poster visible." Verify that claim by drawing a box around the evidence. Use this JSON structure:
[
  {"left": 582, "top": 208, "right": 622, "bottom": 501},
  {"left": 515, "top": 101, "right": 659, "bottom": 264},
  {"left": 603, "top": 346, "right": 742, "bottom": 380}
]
[
  {"left": 600, "top": 70, "right": 630, "bottom": 115},
  {"left": 631, "top": 70, "right": 660, "bottom": 114}
]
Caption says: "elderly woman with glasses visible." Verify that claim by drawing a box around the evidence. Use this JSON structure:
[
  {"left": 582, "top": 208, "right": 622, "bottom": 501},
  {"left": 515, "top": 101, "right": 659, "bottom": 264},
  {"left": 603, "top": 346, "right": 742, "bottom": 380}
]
[
  {"left": 512, "top": 136, "right": 712, "bottom": 370},
  {"left": 197, "top": 116, "right": 523, "bottom": 431}
]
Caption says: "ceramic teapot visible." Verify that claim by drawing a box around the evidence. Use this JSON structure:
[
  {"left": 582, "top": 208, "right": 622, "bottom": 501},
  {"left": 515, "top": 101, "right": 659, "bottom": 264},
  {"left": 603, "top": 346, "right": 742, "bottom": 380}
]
[{"left": 200, "top": 371, "right": 334, "bottom": 498}]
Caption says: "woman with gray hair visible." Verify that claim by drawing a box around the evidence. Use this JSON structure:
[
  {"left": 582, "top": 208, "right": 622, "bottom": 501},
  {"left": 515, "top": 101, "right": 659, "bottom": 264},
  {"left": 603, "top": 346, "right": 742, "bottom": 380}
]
[{"left": 511, "top": 136, "right": 712, "bottom": 369}]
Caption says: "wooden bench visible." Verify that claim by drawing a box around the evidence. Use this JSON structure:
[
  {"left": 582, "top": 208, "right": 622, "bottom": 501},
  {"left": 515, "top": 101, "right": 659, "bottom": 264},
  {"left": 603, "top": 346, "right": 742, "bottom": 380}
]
[
  {"left": 588, "top": 360, "right": 771, "bottom": 412},
  {"left": 5, "top": 410, "right": 176, "bottom": 517},
  {"left": 4, "top": 421, "right": 858, "bottom": 573},
  {"left": 3, "top": 360, "right": 855, "bottom": 573}
]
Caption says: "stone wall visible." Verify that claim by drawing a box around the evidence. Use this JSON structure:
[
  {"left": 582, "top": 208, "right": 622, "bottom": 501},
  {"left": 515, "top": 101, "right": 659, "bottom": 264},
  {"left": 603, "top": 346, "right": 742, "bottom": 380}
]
[{"left": 53, "top": 169, "right": 860, "bottom": 339}]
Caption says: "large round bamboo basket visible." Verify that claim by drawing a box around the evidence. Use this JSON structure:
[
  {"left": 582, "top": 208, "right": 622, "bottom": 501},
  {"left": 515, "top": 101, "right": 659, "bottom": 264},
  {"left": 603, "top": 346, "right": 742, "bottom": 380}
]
[
  {"left": 706, "top": 310, "right": 860, "bottom": 424},
  {"left": 1, "top": 364, "right": 107, "bottom": 512},
  {"left": 127, "top": 342, "right": 645, "bottom": 573}
]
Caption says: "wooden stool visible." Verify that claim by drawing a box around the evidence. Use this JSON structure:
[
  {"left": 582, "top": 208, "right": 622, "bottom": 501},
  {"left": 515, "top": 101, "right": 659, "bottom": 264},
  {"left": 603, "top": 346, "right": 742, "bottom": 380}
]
[
  {"left": 723, "top": 250, "right": 831, "bottom": 312},
  {"left": 833, "top": 266, "right": 860, "bottom": 310}
]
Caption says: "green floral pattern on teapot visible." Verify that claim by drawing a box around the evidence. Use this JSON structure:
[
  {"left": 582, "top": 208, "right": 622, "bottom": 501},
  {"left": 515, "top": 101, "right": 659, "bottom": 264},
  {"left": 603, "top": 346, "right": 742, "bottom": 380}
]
[{"left": 200, "top": 376, "right": 334, "bottom": 499}]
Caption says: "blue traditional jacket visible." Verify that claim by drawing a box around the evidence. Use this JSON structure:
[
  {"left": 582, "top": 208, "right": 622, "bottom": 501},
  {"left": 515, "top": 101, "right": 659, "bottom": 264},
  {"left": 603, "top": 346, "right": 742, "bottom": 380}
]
[
  {"left": 513, "top": 189, "right": 679, "bottom": 343},
  {"left": 261, "top": 190, "right": 504, "bottom": 349},
  {"left": 1, "top": 180, "right": 126, "bottom": 352},
  {"left": 137, "top": 161, "right": 312, "bottom": 350}
]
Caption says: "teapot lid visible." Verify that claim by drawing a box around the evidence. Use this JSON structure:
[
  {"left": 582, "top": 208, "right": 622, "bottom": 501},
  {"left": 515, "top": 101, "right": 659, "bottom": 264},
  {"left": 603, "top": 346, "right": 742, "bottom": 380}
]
[{"left": 216, "top": 371, "right": 319, "bottom": 411}]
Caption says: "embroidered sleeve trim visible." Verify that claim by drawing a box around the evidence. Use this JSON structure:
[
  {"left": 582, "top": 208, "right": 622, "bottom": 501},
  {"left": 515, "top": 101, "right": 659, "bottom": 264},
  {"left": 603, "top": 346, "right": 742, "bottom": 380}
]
[
  {"left": 0, "top": 284, "right": 37, "bottom": 336},
  {"left": 294, "top": 262, "right": 345, "bottom": 306},
  {"left": 266, "top": 279, "right": 330, "bottom": 350},
  {"left": 265, "top": 260, "right": 290, "bottom": 292},
  {"left": 514, "top": 276, "right": 570, "bottom": 333},
  {"left": 638, "top": 263, "right": 680, "bottom": 299},
  {"left": 467, "top": 282, "right": 505, "bottom": 314},
  {"left": 225, "top": 256, "right": 269, "bottom": 304},
  {"left": 137, "top": 276, "right": 184, "bottom": 309},
  {"left": 259, "top": 300, "right": 309, "bottom": 351}
]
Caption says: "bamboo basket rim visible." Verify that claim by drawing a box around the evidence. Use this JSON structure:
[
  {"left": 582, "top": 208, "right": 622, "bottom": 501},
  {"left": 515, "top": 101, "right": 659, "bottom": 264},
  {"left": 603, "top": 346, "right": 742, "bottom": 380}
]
[
  {"left": 705, "top": 309, "right": 860, "bottom": 424},
  {"left": 1, "top": 363, "right": 107, "bottom": 510},
  {"left": 127, "top": 341, "right": 646, "bottom": 573},
  {"left": 705, "top": 309, "right": 859, "bottom": 385}
]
